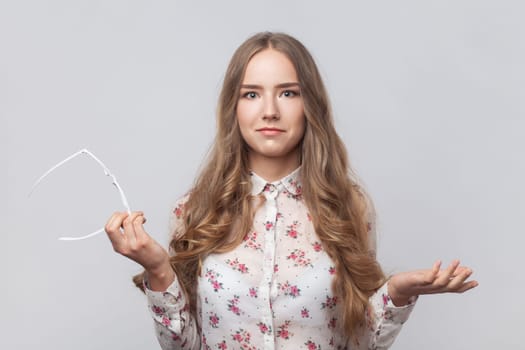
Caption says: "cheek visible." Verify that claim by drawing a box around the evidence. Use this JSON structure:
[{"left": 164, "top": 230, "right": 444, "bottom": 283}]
[
  {"left": 236, "top": 102, "right": 258, "bottom": 129},
  {"left": 281, "top": 102, "right": 305, "bottom": 131}
]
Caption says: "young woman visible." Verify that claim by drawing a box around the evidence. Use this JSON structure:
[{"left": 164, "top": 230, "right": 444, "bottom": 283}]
[{"left": 105, "top": 32, "right": 478, "bottom": 349}]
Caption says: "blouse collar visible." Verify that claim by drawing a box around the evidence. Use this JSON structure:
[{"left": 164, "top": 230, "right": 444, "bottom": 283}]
[{"left": 249, "top": 166, "right": 303, "bottom": 197}]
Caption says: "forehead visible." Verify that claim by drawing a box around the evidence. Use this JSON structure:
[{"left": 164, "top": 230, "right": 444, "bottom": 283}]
[{"left": 242, "top": 49, "right": 298, "bottom": 84}]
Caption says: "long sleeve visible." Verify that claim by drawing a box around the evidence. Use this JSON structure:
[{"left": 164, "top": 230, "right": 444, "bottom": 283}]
[
  {"left": 145, "top": 277, "right": 200, "bottom": 349},
  {"left": 358, "top": 282, "right": 417, "bottom": 350},
  {"left": 144, "top": 195, "right": 200, "bottom": 349},
  {"left": 360, "top": 193, "right": 417, "bottom": 349}
]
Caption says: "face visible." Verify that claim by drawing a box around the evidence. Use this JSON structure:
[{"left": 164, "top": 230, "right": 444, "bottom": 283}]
[{"left": 236, "top": 49, "right": 305, "bottom": 170}]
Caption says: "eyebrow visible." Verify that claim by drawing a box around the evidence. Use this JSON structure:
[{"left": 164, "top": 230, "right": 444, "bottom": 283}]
[{"left": 240, "top": 82, "right": 301, "bottom": 89}]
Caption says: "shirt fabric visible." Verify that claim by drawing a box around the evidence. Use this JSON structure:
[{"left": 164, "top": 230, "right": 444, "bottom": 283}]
[{"left": 145, "top": 168, "right": 416, "bottom": 350}]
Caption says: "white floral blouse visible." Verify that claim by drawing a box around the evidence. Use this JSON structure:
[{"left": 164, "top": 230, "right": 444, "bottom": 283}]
[{"left": 145, "top": 168, "right": 416, "bottom": 350}]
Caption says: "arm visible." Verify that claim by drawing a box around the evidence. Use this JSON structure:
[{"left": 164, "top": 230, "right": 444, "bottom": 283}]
[
  {"left": 360, "top": 281, "right": 417, "bottom": 350},
  {"left": 351, "top": 192, "right": 416, "bottom": 349},
  {"left": 105, "top": 205, "right": 200, "bottom": 349},
  {"left": 361, "top": 260, "right": 478, "bottom": 350},
  {"left": 144, "top": 268, "right": 200, "bottom": 349}
]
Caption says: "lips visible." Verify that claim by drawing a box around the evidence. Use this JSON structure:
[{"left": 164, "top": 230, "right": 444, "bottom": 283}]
[
  {"left": 256, "top": 127, "right": 285, "bottom": 136},
  {"left": 257, "top": 127, "right": 285, "bottom": 132}
]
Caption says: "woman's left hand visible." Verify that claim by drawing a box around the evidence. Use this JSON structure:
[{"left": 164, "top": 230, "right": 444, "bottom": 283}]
[{"left": 387, "top": 260, "right": 479, "bottom": 306}]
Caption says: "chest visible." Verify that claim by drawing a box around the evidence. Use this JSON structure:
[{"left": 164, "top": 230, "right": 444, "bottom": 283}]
[{"left": 197, "top": 193, "right": 337, "bottom": 326}]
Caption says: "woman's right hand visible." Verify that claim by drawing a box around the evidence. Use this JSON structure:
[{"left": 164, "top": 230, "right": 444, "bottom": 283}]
[{"left": 104, "top": 211, "right": 175, "bottom": 291}]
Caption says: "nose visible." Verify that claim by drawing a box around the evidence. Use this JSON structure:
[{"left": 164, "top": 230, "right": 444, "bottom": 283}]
[{"left": 262, "top": 96, "right": 280, "bottom": 121}]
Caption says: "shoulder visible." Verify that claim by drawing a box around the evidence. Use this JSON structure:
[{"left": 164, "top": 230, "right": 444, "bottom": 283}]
[
  {"left": 171, "top": 193, "right": 190, "bottom": 220},
  {"left": 168, "top": 192, "right": 191, "bottom": 238}
]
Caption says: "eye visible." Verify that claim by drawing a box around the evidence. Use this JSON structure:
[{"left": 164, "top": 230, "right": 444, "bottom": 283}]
[
  {"left": 242, "top": 91, "right": 258, "bottom": 99},
  {"left": 281, "top": 90, "right": 300, "bottom": 98}
]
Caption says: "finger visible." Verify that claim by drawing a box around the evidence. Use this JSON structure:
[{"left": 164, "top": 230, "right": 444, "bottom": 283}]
[
  {"left": 434, "top": 259, "right": 460, "bottom": 288},
  {"left": 105, "top": 212, "right": 126, "bottom": 239},
  {"left": 105, "top": 212, "right": 129, "bottom": 251},
  {"left": 123, "top": 211, "right": 143, "bottom": 242},
  {"left": 456, "top": 280, "right": 479, "bottom": 293},
  {"left": 447, "top": 267, "right": 473, "bottom": 290},
  {"left": 133, "top": 215, "right": 148, "bottom": 239},
  {"left": 452, "top": 265, "right": 470, "bottom": 277},
  {"left": 422, "top": 260, "right": 441, "bottom": 284}
]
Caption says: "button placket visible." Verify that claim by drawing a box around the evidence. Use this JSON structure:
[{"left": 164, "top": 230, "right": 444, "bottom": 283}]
[{"left": 261, "top": 183, "right": 279, "bottom": 349}]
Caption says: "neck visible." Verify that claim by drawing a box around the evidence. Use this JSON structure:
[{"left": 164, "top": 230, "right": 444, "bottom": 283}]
[{"left": 248, "top": 149, "right": 301, "bottom": 182}]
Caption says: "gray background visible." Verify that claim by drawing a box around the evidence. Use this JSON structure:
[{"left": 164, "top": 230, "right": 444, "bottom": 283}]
[{"left": 3, "top": 1, "right": 524, "bottom": 349}]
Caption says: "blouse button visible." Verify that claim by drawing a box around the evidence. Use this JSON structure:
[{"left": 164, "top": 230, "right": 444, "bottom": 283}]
[{"left": 162, "top": 292, "right": 177, "bottom": 305}]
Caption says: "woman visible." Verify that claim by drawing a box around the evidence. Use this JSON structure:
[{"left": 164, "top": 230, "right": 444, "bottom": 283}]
[{"left": 105, "top": 32, "right": 477, "bottom": 349}]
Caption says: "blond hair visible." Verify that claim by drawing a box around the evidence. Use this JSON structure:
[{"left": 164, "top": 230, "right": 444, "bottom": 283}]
[{"left": 135, "top": 32, "right": 386, "bottom": 341}]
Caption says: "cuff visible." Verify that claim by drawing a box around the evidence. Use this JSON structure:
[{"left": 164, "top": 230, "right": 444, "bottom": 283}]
[
  {"left": 373, "top": 282, "right": 417, "bottom": 324},
  {"left": 144, "top": 274, "right": 186, "bottom": 311}
]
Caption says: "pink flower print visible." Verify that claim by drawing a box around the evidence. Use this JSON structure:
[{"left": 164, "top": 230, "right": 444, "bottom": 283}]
[
  {"left": 226, "top": 258, "right": 249, "bottom": 274},
  {"left": 161, "top": 315, "right": 171, "bottom": 326},
  {"left": 321, "top": 295, "right": 338, "bottom": 309},
  {"left": 151, "top": 305, "right": 164, "bottom": 316},
  {"left": 227, "top": 295, "right": 242, "bottom": 315},
  {"left": 287, "top": 178, "right": 301, "bottom": 193},
  {"left": 276, "top": 320, "right": 293, "bottom": 339},
  {"left": 209, "top": 312, "right": 220, "bottom": 328},
  {"left": 243, "top": 231, "right": 262, "bottom": 251},
  {"left": 305, "top": 340, "right": 319, "bottom": 350},
  {"left": 382, "top": 293, "right": 390, "bottom": 306},
  {"left": 286, "top": 221, "right": 300, "bottom": 239},
  {"left": 274, "top": 264, "right": 279, "bottom": 272},
  {"left": 173, "top": 202, "right": 184, "bottom": 219},
  {"left": 257, "top": 321, "right": 271, "bottom": 334},
  {"left": 289, "top": 285, "right": 300, "bottom": 297},
  {"left": 249, "top": 287, "right": 258, "bottom": 298},
  {"left": 205, "top": 268, "right": 224, "bottom": 292},
  {"left": 286, "top": 249, "right": 312, "bottom": 267},
  {"left": 264, "top": 221, "right": 274, "bottom": 231},
  {"left": 301, "top": 307, "right": 310, "bottom": 318},
  {"left": 328, "top": 317, "right": 337, "bottom": 329},
  {"left": 229, "top": 305, "right": 240, "bottom": 316},
  {"left": 276, "top": 212, "right": 283, "bottom": 220},
  {"left": 328, "top": 266, "right": 336, "bottom": 275},
  {"left": 279, "top": 281, "right": 301, "bottom": 298},
  {"left": 384, "top": 309, "right": 394, "bottom": 321},
  {"left": 231, "top": 329, "right": 255, "bottom": 350},
  {"left": 312, "top": 241, "right": 323, "bottom": 252},
  {"left": 212, "top": 280, "right": 222, "bottom": 291},
  {"left": 217, "top": 340, "right": 227, "bottom": 349}
]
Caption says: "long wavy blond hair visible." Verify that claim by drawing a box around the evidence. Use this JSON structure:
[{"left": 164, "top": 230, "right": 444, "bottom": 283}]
[{"left": 135, "top": 31, "right": 386, "bottom": 340}]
